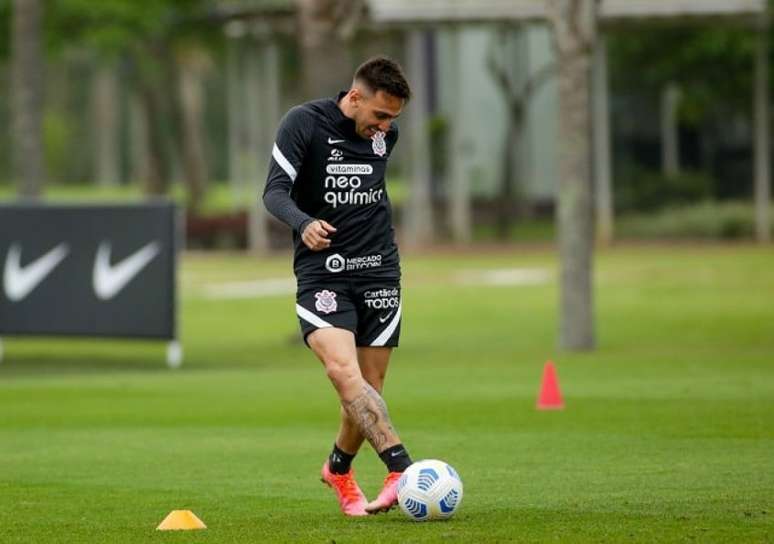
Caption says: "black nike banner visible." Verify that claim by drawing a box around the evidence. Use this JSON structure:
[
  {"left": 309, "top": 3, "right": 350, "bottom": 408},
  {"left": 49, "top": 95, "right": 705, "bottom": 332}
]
[{"left": 0, "top": 202, "right": 179, "bottom": 339}]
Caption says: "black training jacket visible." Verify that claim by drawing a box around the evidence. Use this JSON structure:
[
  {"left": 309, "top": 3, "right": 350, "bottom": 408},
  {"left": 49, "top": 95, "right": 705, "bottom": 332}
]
[{"left": 263, "top": 92, "right": 401, "bottom": 281}]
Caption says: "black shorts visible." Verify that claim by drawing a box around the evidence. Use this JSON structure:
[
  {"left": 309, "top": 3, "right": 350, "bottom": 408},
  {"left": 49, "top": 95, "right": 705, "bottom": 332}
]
[{"left": 296, "top": 277, "right": 401, "bottom": 347}]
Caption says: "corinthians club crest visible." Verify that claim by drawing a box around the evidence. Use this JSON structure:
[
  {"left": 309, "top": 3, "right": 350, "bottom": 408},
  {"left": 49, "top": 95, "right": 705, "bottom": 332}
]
[
  {"left": 371, "top": 131, "right": 386, "bottom": 157},
  {"left": 314, "top": 289, "right": 338, "bottom": 314}
]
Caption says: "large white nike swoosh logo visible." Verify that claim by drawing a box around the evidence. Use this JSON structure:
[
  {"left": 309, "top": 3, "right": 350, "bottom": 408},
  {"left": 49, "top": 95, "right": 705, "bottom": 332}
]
[
  {"left": 379, "top": 311, "right": 394, "bottom": 323},
  {"left": 93, "top": 241, "right": 160, "bottom": 300},
  {"left": 328, "top": 137, "right": 345, "bottom": 144},
  {"left": 3, "top": 243, "right": 70, "bottom": 302}
]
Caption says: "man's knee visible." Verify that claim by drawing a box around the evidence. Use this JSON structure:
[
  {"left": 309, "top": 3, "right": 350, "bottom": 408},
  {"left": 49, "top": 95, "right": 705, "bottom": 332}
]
[
  {"left": 308, "top": 327, "right": 361, "bottom": 396},
  {"left": 324, "top": 355, "right": 359, "bottom": 386}
]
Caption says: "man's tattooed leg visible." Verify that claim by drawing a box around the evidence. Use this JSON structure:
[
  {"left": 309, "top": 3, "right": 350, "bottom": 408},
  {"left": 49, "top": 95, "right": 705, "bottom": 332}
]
[{"left": 342, "top": 382, "right": 398, "bottom": 452}]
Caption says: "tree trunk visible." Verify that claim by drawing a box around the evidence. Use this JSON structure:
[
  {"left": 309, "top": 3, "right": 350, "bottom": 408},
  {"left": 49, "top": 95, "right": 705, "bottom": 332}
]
[
  {"left": 177, "top": 48, "right": 210, "bottom": 214},
  {"left": 92, "top": 61, "right": 121, "bottom": 187},
  {"left": 226, "top": 28, "right": 245, "bottom": 202},
  {"left": 592, "top": 35, "right": 614, "bottom": 245},
  {"left": 754, "top": 23, "right": 771, "bottom": 243},
  {"left": 11, "top": 0, "right": 45, "bottom": 198},
  {"left": 247, "top": 38, "right": 280, "bottom": 253},
  {"left": 297, "top": 0, "right": 358, "bottom": 99},
  {"left": 133, "top": 44, "right": 175, "bottom": 197},
  {"left": 547, "top": 0, "right": 597, "bottom": 351},
  {"left": 128, "top": 92, "right": 151, "bottom": 185},
  {"left": 497, "top": 116, "right": 520, "bottom": 240},
  {"left": 137, "top": 82, "right": 168, "bottom": 196},
  {"left": 661, "top": 82, "right": 681, "bottom": 178},
  {"left": 447, "top": 27, "right": 472, "bottom": 243},
  {"left": 404, "top": 29, "right": 434, "bottom": 248},
  {"left": 487, "top": 27, "right": 556, "bottom": 241}
]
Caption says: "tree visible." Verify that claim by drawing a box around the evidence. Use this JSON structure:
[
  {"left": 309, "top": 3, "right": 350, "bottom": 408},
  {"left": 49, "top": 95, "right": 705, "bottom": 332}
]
[
  {"left": 403, "top": 29, "right": 435, "bottom": 248},
  {"left": 546, "top": 0, "right": 597, "bottom": 351},
  {"left": 47, "top": 0, "right": 216, "bottom": 210},
  {"left": 487, "top": 27, "right": 555, "bottom": 240},
  {"left": 175, "top": 44, "right": 211, "bottom": 211},
  {"left": 446, "top": 28, "right": 472, "bottom": 243},
  {"left": 297, "top": 0, "right": 363, "bottom": 99},
  {"left": 607, "top": 24, "right": 756, "bottom": 181},
  {"left": 753, "top": 19, "right": 770, "bottom": 243},
  {"left": 91, "top": 60, "right": 121, "bottom": 187},
  {"left": 608, "top": 24, "right": 755, "bottom": 112},
  {"left": 11, "top": 0, "right": 46, "bottom": 198},
  {"left": 608, "top": 22, "right": 770, "bottom": 241}
]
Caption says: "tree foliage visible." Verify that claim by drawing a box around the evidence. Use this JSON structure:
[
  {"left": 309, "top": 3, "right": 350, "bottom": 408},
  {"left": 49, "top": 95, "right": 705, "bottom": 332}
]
[
  {"left": 45, "top": 0, "right": 214, "bottom": 57},
  {"left": 607, "top": 23, "right": 759, "bottom": 121},
  {"left": 2, "top": 0, "right": 241, "bottom": 207}
]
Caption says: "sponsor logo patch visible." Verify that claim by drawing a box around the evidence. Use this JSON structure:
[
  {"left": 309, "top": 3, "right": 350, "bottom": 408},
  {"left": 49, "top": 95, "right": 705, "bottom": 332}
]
[
  {"left": 364, "top": 287, "right": 399, "bottom": 309},
  {"left": 314, "top": 289, "right": 338, "bottom": 314},
  {"left": 371, "top": 131, "right": 386, "bottom": 157},
  {"left": 326, "top": 164, "right": 373, "bottom": 175},
  {"left": 325, "top": 254, "right": 346, "bottom": 273},
  {"left": 346, "top": 254, "right": 382, "bottom": 272},
  {"left": 323, "top": 174, "right": 383, "bottom": 209},
  {"left": 324, "top": 254, "right": 383, "bottom": 274}
]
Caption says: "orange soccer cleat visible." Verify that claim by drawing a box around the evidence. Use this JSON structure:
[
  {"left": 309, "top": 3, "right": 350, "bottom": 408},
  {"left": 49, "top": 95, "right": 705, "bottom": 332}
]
[
  {"left": 320, "top": 461, "right": 368, "bottom": 517},
  {"left": 365, "top": 471, "right": 402, "bottom": 514}
]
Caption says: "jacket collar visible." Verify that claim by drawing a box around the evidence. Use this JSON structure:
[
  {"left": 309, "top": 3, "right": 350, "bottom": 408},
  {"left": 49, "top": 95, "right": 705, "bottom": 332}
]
[{"left": 329, "top": 91, "right": 359, "bottom": 138}]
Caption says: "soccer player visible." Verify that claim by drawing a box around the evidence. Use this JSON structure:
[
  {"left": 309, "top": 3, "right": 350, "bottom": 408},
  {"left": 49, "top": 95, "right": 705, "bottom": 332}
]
[{"left": 263, "top": 57, "right": 414, "bottom": 516}]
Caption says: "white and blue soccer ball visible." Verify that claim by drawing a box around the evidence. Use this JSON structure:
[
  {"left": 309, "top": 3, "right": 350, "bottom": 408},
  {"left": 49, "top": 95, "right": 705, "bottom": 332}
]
[{"left": 397, "top": 459, "right": 463, "bottom": 521}]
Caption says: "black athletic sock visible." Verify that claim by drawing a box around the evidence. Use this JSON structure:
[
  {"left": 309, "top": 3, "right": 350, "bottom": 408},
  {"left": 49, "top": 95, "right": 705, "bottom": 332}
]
[
  {"left": 328, "top": 444, "right": 356, "bottom": 474},
  {"left": 379, "top": 444, "right": 412, "bottom": 473}
]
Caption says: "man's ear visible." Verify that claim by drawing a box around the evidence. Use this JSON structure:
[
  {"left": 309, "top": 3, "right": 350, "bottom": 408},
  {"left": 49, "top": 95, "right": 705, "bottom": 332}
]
[{"left": 349, "top": 87, "right": 362, "bottom": 108}]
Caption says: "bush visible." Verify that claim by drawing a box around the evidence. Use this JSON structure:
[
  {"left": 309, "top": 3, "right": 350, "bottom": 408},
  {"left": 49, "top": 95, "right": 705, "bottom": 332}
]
[
  {"left": 617, "top": 201, "right": 774, "bottom": 240},
  {"left": 616, "top": 168, "right": 713, "bottom": 212}
]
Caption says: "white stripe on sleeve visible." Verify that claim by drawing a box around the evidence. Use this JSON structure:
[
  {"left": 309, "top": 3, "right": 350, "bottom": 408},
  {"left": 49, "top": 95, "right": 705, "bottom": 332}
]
[
  {"left": 273, "top": 143, "right": 298, "bottom": 182},
  {"left": 296, "top": 304, "right": 333, "bottom": 329},
  {"left": 370, "top": 302, "right": 402, "bottom": 347}
]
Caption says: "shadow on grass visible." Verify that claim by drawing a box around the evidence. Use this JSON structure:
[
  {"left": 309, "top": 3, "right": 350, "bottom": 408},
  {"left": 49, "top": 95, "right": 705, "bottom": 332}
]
[
  {"left": 0, "top": 337, "right": 300, "bottom": 377},
  {"left": 0, "top": 353, "right": 176, "bottom": 377}
]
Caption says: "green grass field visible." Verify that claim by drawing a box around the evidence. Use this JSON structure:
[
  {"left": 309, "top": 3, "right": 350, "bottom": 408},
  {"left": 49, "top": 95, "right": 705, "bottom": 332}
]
[{"left": 1, "top": 244, "right": 772, "bottom": 543}]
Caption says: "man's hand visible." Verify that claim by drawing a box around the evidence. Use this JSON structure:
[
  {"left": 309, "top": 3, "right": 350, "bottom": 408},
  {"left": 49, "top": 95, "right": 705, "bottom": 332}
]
[{"left": 302, "top": 219, "right": 337, "bottom": 251}]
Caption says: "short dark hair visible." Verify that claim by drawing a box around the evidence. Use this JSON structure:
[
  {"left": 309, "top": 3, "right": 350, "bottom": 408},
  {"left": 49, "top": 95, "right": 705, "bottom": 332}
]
[{"left": 353, "top": 56, "right": 411, "bottom": 102}]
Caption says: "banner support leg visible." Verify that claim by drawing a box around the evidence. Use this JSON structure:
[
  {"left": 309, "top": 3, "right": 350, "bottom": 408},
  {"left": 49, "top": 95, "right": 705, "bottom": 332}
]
[{"left": 166, "top": 340, "right": 182, "bottom": 369}]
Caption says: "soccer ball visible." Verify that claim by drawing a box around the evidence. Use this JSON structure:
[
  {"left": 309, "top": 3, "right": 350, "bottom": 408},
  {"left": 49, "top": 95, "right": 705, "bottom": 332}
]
[{"left": 397, "top": 459, "right": 463, "bottom": 521}]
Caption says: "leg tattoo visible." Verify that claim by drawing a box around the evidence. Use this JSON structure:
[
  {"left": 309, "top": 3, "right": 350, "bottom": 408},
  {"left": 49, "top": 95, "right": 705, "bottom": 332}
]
[{"left": 342, "top": 382, "right": 396, "bottom": 452}]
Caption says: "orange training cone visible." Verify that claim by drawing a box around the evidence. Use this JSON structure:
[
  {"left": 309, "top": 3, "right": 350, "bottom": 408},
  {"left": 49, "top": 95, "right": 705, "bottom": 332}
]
[
  {"left": 536, "top": 360, "right": 564, "bottom": 410},
  {"left": 156, "top": 510, "right": 207, "bottom": 531}
]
